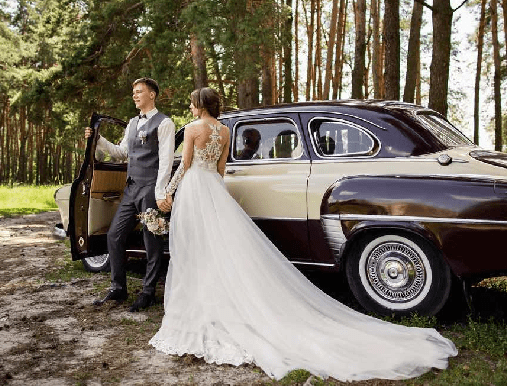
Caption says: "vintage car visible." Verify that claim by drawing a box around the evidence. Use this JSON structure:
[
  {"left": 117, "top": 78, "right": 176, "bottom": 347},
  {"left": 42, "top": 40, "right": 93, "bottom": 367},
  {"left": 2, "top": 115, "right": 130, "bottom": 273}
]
[{"left": 55, "top": 100, "right": 507, "bottom": 317}]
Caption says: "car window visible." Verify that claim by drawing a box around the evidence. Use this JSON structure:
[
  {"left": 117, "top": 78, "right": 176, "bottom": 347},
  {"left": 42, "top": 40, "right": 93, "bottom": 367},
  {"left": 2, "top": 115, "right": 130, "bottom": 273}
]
[
  {"left": 233, "top": 119, "right": 303, "bottom": 160},
  {"left": 310, "top": 119, "right": 375, "bottom": 156},
  {"left": 417, "top": 113, "right": 473, "bottom": 147}
]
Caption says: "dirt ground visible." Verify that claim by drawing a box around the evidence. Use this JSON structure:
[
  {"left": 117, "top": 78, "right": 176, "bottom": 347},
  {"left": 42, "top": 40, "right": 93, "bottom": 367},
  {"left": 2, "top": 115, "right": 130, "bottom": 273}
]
[{"left": 0, "top": 212, "right": 279, "bottom": 386}]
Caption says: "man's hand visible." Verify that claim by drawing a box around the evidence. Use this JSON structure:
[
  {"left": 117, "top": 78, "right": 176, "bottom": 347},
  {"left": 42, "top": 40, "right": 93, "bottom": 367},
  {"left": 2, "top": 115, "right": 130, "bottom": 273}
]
[
  {"left": 84, "top": 127, "right": 94, "bottom": 138},
  {"left": 157, "top": 194, "right": 173, "bottom": 212}
]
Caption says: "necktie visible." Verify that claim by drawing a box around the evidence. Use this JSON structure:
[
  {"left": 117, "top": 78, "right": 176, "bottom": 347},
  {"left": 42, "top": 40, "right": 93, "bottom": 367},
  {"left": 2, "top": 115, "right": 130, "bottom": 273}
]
[{"left": 139, "top": 114, "right": 147, "bottom": 119}]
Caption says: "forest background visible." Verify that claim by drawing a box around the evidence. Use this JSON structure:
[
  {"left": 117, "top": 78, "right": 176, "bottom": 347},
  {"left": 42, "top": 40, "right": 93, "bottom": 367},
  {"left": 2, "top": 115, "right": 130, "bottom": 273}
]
[{"left": 0, "top": 0, "right": 506, "bottom": 186}]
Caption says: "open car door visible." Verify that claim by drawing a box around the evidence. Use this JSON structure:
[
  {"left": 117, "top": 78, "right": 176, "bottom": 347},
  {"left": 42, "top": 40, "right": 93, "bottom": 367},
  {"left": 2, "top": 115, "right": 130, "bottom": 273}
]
[{"left": 69, "top": 113, "right": 127, "bottom": 262}]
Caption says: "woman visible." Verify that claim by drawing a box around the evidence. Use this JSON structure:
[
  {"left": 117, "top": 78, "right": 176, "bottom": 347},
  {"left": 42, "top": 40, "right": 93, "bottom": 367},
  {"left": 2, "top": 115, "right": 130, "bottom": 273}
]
[{"left": 149, "top": 87, "right": 457, "bottom": 381}]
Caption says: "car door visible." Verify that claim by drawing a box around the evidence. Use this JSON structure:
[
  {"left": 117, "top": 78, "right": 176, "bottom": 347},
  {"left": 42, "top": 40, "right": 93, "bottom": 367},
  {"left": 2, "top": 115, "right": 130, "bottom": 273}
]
[
  {"left": 69, "top": 113, "right": 127, "bottom": 261},
  {"left": 224, "top": 114, "right": 312, "bottom": 262}
]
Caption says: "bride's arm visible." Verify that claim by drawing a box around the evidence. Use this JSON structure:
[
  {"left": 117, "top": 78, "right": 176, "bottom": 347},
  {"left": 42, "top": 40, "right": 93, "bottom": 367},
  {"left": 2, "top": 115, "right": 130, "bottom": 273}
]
[
  {"left": 217, "top": 127, "right": 230, "bottom": 177},
  {"left": 166, "top": 127, "right": 194, "bottom": 196}
]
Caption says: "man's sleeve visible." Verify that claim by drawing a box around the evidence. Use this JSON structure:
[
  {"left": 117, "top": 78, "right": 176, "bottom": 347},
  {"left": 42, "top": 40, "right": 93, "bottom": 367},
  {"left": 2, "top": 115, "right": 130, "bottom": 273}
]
[
  {"left": 155, "top": 118, "right": 176, "bottom": 201},
  {"left": 96, "top": 121, "right": 130, "bottom": 160}
]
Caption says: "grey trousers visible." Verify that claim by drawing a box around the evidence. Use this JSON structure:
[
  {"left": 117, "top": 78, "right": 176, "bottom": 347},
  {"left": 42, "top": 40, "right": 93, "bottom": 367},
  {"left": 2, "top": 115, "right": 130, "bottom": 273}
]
[{"left": 107, "top": 182, "right": 164, "bottom": 296}]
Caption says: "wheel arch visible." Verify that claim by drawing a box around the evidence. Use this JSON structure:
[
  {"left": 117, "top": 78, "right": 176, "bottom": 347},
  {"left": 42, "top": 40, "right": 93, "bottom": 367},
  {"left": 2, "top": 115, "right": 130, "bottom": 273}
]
[{"left": 340, "top": 222, "right": 448, "bottom": 273}]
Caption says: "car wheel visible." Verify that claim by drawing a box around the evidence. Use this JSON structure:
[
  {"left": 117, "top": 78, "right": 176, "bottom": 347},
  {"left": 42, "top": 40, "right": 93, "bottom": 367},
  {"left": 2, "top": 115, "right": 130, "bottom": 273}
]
[
  {"left": 82, "top": 254, "right": 111, "bottom": 273},
  {"left": 346, "top": 233, "right": 451, "bottom": 316}
]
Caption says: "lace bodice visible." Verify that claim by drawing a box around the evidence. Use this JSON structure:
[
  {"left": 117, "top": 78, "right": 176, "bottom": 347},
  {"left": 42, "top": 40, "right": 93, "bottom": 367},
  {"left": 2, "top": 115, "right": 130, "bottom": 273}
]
[
  {"left": 166, "top": 123, "right": 224, "bottom": 195},
  {"left": 192, "top": 124, "right": 223, "bottom": 171}
]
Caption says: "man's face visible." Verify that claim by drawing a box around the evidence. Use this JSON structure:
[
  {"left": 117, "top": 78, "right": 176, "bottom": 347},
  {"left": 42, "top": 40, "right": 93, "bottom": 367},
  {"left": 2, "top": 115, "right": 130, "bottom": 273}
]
[{"left": 132, "top": 82, "right": 154, "bottom": 111}]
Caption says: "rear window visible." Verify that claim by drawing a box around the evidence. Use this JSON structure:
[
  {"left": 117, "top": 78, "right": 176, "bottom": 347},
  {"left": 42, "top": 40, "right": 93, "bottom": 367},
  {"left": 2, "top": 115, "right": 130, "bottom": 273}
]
[{"left": 417, "top": 113, "right": 473, "bottom": 147}]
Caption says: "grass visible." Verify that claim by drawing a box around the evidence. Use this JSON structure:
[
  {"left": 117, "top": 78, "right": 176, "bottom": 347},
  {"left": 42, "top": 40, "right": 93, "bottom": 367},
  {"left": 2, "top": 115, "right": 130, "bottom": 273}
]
[{"left": 0, "top": 184, "right": 61, "bottom": 217}]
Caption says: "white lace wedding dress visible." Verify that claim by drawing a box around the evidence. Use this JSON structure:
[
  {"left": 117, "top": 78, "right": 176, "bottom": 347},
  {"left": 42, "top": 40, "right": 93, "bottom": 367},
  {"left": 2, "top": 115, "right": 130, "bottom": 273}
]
[{"left": 149, "top": 124, "right": 457, "bottom": 381}]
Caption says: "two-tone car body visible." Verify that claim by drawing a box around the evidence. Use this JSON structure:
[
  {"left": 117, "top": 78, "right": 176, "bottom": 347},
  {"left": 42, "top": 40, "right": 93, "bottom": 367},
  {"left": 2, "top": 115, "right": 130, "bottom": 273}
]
[{"left": 57, "top": 100, "right": 507, "bottom": 316}]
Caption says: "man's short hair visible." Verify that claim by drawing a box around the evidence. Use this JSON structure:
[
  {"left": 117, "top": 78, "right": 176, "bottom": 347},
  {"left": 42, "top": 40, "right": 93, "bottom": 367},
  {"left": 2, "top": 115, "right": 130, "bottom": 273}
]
[{"left": 132, "top": 77, "right": 159, "bottom": 98}]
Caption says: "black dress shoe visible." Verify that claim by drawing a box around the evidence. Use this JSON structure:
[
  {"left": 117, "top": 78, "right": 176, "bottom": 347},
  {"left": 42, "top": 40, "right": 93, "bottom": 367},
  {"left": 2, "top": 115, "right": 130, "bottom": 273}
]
[
  {"left": 129, "top": 293, "right": 155, "bottom": 312},
  {"left": 93, "top": 289, "right": 128, "bottom": 306}
]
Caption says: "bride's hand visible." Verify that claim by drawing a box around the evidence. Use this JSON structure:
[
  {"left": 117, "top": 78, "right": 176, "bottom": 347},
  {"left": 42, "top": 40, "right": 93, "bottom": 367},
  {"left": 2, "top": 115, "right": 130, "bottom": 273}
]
[{"left": 157, "top": 197, "right": 172, "bottom": 212}]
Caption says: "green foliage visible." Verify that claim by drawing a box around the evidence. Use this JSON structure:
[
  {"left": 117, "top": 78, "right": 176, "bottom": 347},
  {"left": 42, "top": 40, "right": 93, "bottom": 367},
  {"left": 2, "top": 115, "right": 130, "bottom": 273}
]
[
  {"left": 0, "top": 184, "right": 60, "bottom": 217},
  {"left": 451, "top": 316, "right": 507, "bottom": 359}
]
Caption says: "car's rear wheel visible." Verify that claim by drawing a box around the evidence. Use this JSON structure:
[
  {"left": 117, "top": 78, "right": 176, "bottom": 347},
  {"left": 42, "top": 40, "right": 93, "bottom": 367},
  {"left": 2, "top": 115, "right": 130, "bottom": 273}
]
[
  {"left": 82, "top": 253, "right": 110, "bottom": 272},
  {"left": 346, "top": 233, "right": 451, "bottom": 316}
]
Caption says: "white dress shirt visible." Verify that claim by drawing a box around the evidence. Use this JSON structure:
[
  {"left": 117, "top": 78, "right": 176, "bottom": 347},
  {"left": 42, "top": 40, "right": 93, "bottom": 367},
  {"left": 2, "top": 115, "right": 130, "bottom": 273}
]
[{"left": 96, "top": 108, "right": 175, "bottom": 201}]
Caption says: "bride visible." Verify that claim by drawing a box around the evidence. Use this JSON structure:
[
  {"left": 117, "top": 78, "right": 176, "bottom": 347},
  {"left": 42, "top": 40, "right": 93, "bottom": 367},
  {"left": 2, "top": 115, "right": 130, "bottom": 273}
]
[{"left": 149, "top": 87, "right": 457, "bottom": 381}]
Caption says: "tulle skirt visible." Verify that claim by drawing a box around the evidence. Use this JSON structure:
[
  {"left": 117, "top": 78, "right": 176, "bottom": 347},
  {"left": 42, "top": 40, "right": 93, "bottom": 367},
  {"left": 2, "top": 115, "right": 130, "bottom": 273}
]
[{"left": 149, "top": 165, "right": 457, "bottom": 381}]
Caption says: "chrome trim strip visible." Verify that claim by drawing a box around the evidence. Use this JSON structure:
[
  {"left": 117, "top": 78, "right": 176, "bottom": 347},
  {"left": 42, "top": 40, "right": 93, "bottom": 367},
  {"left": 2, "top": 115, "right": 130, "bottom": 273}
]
[
  {"left": 323, "top": 214, "right": 507, "bottom": 226},
  {"left": 291, "top": 261, "right": 336, "bottom": 267},
  {"left": 323, "top": 173, "right": 507, "bottom": 184},
  {"left": 226, "top": 159, "right": 311, "bottom": 167},
  {"left": 251, "top": 216, "right": 307, "bottom": 222},
  {"left": 222, "top": 108, "right": 388, "bottom": 132},
  {"left": 307, "top": 116, "right": 381, "bottom": 160},
  {"left": 310, "top": 156, "right": 469, "bottom": 164}
]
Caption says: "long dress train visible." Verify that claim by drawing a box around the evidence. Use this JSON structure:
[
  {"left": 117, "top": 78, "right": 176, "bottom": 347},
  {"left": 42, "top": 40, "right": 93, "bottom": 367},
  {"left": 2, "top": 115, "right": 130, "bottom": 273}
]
[{"left": 149, "top": 123, "right": 457, "bottom": 381}]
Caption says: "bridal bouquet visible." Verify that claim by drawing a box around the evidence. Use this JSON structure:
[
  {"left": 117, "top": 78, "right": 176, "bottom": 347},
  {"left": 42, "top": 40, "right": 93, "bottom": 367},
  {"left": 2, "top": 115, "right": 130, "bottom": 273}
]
[{"left": 138, "top": 208, "right": 170, "bottom": 235}]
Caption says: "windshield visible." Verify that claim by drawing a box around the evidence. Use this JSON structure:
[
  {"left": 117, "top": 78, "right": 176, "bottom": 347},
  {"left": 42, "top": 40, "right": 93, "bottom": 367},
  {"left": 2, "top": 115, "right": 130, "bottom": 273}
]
[{"left": 417, "top": 113, "right": 473, "bottom": 147}]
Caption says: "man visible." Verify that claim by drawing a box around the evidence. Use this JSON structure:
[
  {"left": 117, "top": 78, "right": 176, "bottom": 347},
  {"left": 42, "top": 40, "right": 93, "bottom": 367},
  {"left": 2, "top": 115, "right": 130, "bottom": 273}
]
[
  {"left": 85, "top": 77, "right": 174, "bottom": 312},
  {"left": 237, "top": 128, "right": 261, "bottom": 160}
]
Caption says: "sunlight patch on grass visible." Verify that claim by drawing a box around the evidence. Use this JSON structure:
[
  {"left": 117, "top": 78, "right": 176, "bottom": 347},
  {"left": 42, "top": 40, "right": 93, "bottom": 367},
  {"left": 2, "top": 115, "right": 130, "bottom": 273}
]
[{"left": 0, "top": 184, "right": 61, "bottom": 217}]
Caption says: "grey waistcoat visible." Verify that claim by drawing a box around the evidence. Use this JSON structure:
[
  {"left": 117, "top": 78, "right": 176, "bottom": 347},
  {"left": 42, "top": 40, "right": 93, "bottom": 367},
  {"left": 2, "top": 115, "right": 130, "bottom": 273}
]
[{"left": 127, "top": 112, "right": 168, "bottom": 185}]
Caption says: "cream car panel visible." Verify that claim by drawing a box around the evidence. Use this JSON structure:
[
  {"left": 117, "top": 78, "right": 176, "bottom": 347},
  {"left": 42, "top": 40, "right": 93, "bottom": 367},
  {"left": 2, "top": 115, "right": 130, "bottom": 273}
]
[
  {"left": 225, "top": 161, "right": 310, "bottom": 219},
  {"left": 88, "top": 198, "right": 121, "bottom": 235}
]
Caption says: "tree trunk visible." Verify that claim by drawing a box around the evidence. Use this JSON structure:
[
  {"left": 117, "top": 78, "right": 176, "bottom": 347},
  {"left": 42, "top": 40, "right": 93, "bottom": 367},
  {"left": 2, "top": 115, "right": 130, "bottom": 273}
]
[
  {"left": 474, "top": 0, "right": 487, "bottom": 145},
  {"left": 190, "top": 33, "right": 208, "bottom": 89},
  {"left": 305, "top": 0, "right": 315, "bottom": 100},
  {"left": 403, "top": 0, "right": 423, "bottom": 103},
  {"left": 428, "top": 0, "right": 452, "bottom": 116},
  {"left": 383, "top": 0, "right": 400, "bottom": 100},
  {"left": 208, "top": 42, "right": 227, "bottom": 107},
  {"left": 314, "top": 0, "right": 322, "bottom": 99},
  {"left": 262, "top": 51, "right": 275, "bottom": 105},
  {"left": 17, "top": 106, "right": 27, "bottom": 183},
  {"left": 283, "top": 0, "right": 293, "bottom": 103},
  {"left": 502, "top": 0, "right": 507, "bottom": 59},
  {"left": 237, "top": 78, "right": 259, "bottom": 109},
  {"left": 351, "top": 0, "right": 366, "bottom": 99},
  {"left": 491, "top": 0, "right": 503, "bottom": 151},
  {"left": 371, "top": 0, "right": 382, "bottom": 99},
  {"left": 324, "top": 0, "right": 339, "bottom": 99},
  {"left": 332, "top": 0, "right": 347, "bottom": 99},
  {"left": 0, "top": 99, "right": 6, "bottom": 183},
  {"left": 294, "top": 0, "right": 299, "bottom": 102}
]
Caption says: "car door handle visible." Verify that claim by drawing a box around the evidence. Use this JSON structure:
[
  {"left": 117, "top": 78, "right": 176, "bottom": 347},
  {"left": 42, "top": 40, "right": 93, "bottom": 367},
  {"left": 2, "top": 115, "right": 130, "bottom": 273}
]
[{"left": 226, "top": 169, "right": 237, "bottom": 175}]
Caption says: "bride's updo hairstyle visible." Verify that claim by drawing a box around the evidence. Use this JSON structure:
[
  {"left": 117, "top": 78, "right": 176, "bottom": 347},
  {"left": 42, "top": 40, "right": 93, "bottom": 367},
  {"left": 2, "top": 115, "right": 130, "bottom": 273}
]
[{"left": 191, "top": 87, "right": 221, "bottom": 118}]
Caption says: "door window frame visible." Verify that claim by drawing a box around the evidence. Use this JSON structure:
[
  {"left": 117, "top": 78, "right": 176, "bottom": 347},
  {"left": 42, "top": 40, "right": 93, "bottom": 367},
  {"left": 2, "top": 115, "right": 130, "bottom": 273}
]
[
  {"left": 230, "top": 117, "right": 306, "bottom": 163},
  {"left": 308, "top": 116, "right": 380, "bottom": 159}
]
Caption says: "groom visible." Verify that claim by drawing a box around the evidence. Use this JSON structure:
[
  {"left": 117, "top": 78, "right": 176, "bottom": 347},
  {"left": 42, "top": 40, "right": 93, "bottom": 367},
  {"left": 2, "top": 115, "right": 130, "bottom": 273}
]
[{"left": 85, "top": 77, "right": 175, "bottom": 312}]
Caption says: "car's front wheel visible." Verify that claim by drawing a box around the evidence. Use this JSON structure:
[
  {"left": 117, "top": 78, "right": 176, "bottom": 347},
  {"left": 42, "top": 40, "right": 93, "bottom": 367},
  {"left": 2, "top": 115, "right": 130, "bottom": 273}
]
[
  {"left": 82, "top": 253, "right": 110, "bottom": 273},
  {"left": 346, "top": 233, "right": 451, "bottom": 316}
]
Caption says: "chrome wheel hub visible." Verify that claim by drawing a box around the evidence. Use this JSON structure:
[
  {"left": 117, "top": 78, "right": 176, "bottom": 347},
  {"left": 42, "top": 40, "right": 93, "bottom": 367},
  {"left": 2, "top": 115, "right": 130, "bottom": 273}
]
[
  {"left": 366, "top": 242, "right": 426, "bottom": 303},
  {"left": 84, "top": 253, "right": 109, "bottom": 268}
]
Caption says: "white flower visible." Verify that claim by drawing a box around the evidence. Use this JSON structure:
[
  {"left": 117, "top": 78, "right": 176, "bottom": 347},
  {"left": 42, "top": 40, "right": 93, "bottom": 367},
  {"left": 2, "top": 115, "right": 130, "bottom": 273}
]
[
  {"left": 138, "top": 130, "right": 148, "bottom": 144},
  {"left": 138, "top": 208, "right": 169, "bottom": 235}
]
